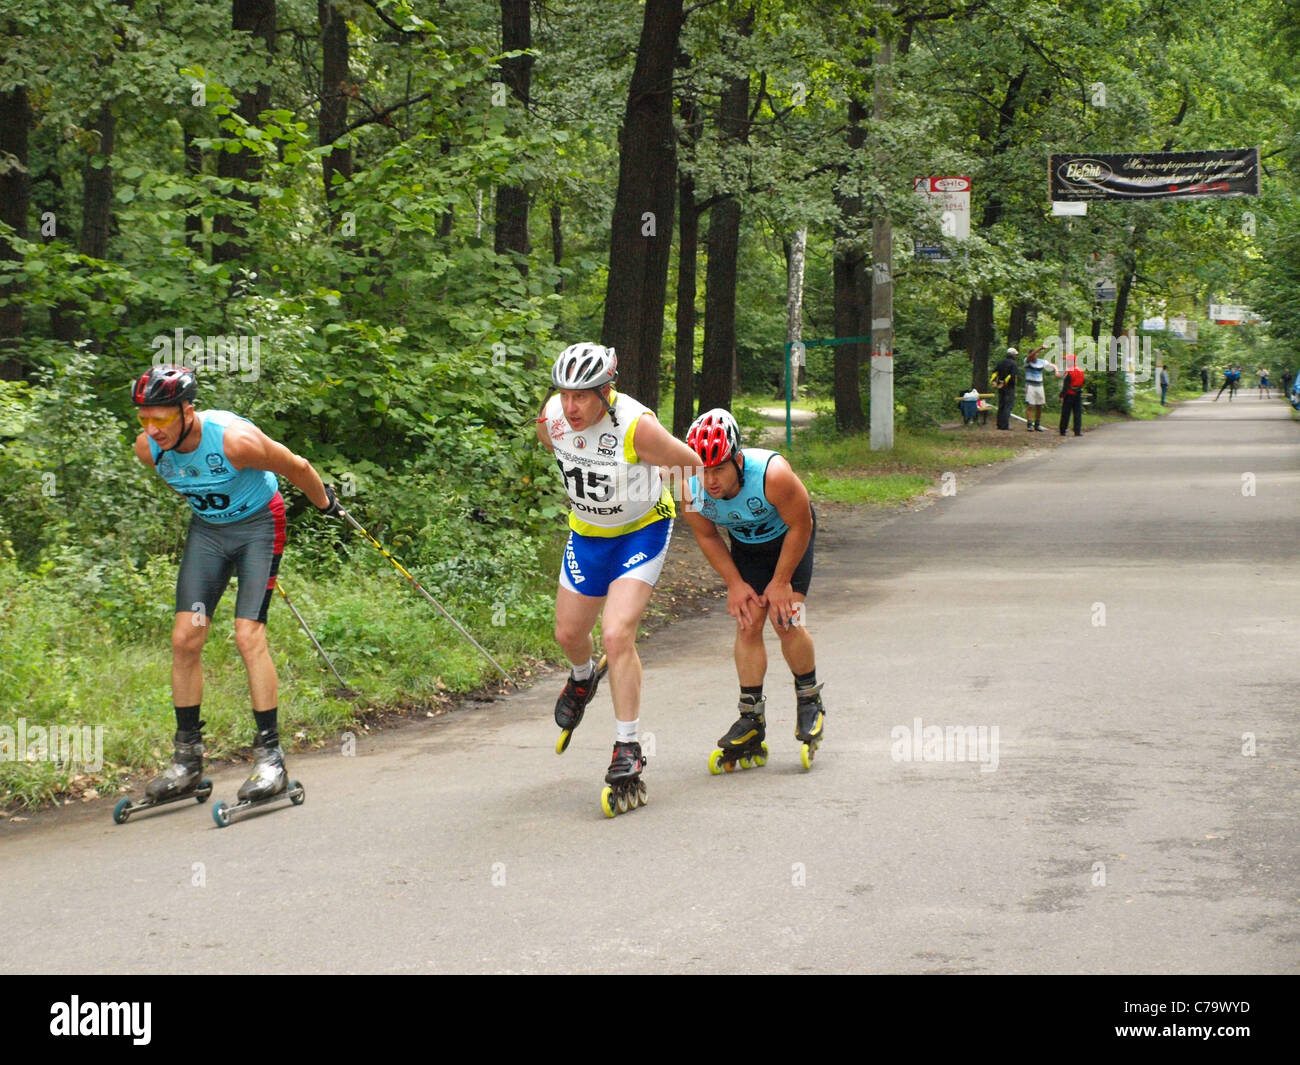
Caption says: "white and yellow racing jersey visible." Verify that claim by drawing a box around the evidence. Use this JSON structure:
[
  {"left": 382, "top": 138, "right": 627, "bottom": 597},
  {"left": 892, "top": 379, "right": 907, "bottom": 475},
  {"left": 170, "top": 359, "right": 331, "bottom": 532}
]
[{"left": 543, "top": 389, "right": 676, "bottom": 537}]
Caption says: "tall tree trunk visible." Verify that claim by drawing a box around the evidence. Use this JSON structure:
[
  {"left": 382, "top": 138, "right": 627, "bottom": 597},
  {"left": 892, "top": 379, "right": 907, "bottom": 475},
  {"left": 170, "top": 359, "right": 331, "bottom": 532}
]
[
  {"left": 494, "top": 0, "right": 532, "bottom": 274},
  {"left": 52, "top": 102, "right": 118, "bottom": 346},
  {"left": 601, "top": 0, "right": 684, "bottom": 408},
  {"left": 319, "top": 1, "right": 352, "bottom": 211},
  {"left": 550, "top": 202, "right": 563, "bottom": 294},
  {"left": 0, "top": 86, "right": 31, "bottom": 379},
  {"left": 674, "top": 168, "right": 699, "bottom": 437},
  {"left": 784, "top": 228, "right": 807, "bottom": 401},
  {"left": 697, "top": 6, "right": 754, "bottom": 413},
  {"left": 438, "top": 137, "right": 455, "bottom": 237},
  {"left": 183, "top": 125, "right": 204, "bottom": 247},
  {"left": 963, "top": 69, "right": 1026, "bottom": 391},
  {"left": 1008, "top": 298, "right": 1035, "bottom": 347},
  {"left": 213, "top": 0, "right": 276, "bottom": 265},
  {"left": 832, "top": 89, "right": 869, "bottom": 434}
]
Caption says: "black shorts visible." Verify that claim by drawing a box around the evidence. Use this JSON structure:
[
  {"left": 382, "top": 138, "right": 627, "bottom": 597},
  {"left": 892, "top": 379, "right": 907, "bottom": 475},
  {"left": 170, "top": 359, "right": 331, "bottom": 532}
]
[
  {"left": 729, "top": 509, "right": 815, "bottom": 596},
  {"left": 175, "top": 493, "right": 286, "bottom": 624}
]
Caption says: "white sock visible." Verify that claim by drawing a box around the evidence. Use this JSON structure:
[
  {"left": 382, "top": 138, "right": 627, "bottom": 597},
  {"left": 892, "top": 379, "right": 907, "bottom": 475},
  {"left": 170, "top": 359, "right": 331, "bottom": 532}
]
[
  {"left": 571, "top": 658, "right": 595, "bottom": 681},
  {"left": 617, "top": 718, "right": 639, "bottom": 743}
]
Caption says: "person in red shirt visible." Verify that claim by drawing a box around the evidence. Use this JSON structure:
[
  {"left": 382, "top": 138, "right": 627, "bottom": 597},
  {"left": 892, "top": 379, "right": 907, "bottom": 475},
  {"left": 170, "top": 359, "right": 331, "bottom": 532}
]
[{"left": 1059, "top": 356, "right": 1085, "bottom": 436}]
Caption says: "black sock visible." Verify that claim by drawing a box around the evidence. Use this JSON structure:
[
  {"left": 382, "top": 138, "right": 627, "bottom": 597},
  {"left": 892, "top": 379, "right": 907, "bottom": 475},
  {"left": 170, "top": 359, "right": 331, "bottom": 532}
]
[
  {"left": 175, "top": 705, "right": 202, "bottom": 733},
  {"left": 253, "top": 708, "right": 278, "bottom": 742},
  {"left": 794, "top": 670, "right": 818, "bottom": 691},
  {"left": 740, "top": 685, "right": 764, "bottom": 704}
]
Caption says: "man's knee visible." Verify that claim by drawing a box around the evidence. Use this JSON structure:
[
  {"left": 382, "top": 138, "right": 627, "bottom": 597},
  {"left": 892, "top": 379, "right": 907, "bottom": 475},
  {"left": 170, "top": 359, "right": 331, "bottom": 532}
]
[
  {"left": 172, "top": 615, "right": 208, "bottom": 656},
  {"left": 233, "top": 621, "right": 268, "bottom": 658}
]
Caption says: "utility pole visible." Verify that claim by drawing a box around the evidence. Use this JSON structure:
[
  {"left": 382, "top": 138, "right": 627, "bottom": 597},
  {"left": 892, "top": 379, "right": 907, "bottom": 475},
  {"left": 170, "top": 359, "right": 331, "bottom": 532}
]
[{"left": 869, "top": 24, "right": 894, "bottom": 450}]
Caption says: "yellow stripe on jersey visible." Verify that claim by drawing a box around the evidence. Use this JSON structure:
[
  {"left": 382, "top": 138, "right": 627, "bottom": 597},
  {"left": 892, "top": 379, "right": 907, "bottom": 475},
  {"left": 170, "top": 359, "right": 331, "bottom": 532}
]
[
  {"left": 624, "top": 411, "right": 642, "bottom": 464},
  {"left": 568, "top": 485, "right": 676, "bottom": 537}
]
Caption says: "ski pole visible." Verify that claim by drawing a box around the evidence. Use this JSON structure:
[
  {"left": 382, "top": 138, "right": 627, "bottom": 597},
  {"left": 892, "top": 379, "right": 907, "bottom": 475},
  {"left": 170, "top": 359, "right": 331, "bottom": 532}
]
[
  {"left": 340, "top": 509, "right": 514, "bottom": 686},
  {"left": 275, "top": 580, "right": 354, "bottom": 694}
]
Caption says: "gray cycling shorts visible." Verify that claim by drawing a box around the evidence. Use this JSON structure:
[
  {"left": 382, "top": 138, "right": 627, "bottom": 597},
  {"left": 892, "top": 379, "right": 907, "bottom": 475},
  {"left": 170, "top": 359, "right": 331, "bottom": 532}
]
[{"left": 175, "top": 493, "right": 285, "bottom": 624}]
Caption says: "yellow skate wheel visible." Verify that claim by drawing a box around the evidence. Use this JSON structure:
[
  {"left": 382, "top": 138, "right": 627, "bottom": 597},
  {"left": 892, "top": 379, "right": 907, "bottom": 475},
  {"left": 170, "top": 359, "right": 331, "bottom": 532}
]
[
  {"left": 755, "top": 742, "right": 769, "bottom": 767},
  {"left": 601, "top": 786, "right": 616, "bottom": 818},
  {"left": 800, "top": 743, "right": 813, "bottom": 771},
  {"left": 739, "top": 755, "right": 752, "bottom": 770},
  {"left": 616, "top": 788, "right": 630, "bottom": 814},
  {"left": 708, "top": 749, "right": 724, "bottom": 775},
  {"left": 556, "top": 729, "right": 572, "bottom": 755}
]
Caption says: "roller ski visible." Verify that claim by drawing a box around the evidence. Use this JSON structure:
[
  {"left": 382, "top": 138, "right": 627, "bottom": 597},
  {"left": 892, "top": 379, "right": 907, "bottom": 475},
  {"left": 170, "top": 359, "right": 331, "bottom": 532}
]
[
  {"left": 555, "top": 653, "right": 608, "bottom": 754},
  {"left": 211, "top": 731, "right": 304, "bottom": 828},
  {"left": 708, "top": 697, "right": 769, "bottom": 774},
  {"left": 600, "top": 740, "right": 647, "bottom": 818},
  {"left": 795, "top": 683, "right": 826, "bottom": 771},
  {"left": 114, "top": 728, "right": 212, "bottom": 824}
]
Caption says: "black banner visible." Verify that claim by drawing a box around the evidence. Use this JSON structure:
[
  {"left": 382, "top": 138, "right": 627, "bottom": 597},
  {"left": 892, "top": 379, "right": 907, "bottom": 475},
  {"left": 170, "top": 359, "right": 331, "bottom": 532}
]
[{"left": 1049, "top": 149, "right": 1260, "bottom": 201}]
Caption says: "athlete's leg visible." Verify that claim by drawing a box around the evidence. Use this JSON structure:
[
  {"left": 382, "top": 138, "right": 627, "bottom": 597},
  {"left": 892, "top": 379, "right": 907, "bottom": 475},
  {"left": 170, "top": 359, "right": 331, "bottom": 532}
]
[
  {"left": 772, "top": 592, "right": 814, "bottom": 675},
  {"left": 735, "top": 608, "right": 767, "bottom": 688},
  {"left": 172, "top": 611, "right": 211, "bottom": 706},
  {"left": 555, "top": 584, "right": 606, "bottom": 669},
  {"left": 601, "top": 576, "right": 657, "bottom": 721},
  {"left": 171, "top": 518, "right": 232, "bottom": 708},
  {"left": 234, "top": 618, "right": 277, "bottom": 711}
]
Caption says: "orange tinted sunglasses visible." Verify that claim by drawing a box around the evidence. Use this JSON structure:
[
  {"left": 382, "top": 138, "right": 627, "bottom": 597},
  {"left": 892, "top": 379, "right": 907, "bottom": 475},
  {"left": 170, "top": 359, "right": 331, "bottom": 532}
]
[{"left": 137, "top": 409, "right": 181, "bottom": 429}]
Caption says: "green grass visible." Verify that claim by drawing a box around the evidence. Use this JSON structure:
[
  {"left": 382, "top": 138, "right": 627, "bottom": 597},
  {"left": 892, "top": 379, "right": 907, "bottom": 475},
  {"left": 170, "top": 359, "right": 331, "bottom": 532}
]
[
  {"left": 802, "top": 471, "right": 932, "bottom": 504},
  {"left": 0, "top": 555, "right": 555, "bottom": 808}
]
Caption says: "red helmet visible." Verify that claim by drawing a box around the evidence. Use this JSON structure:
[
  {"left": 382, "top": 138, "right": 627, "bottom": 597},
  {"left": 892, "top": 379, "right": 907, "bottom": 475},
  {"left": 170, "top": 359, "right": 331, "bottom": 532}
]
[
  {"left": 132, "top": 364, "right": 197, "bottom": 406},
  {"left": 686, "top": 408, "right": 740, "bottom": 467}
]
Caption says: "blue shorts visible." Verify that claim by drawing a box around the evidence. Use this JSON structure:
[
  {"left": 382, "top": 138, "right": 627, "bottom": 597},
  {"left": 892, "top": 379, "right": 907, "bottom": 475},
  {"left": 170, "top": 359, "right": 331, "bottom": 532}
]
[{"left": 559, "top": 519, "right": 673, "bottom": 598}]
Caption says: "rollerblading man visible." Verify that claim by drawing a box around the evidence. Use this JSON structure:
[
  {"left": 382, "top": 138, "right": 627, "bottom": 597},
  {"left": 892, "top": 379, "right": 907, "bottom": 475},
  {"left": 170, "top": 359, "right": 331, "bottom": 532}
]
[
  {"left": 536, "top": 343, "right": 701, "bottom": 813},
  {"left": 683, "top": 409, "right": 826, "bottom": 772}
]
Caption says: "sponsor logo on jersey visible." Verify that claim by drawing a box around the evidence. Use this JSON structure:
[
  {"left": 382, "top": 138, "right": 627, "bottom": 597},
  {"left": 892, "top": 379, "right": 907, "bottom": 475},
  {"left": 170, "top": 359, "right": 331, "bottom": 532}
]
[
  {"left": 747, "top": 497, "right": 765, "bottom": 515},
  {"left": 597, "top": 446, "right": 615, "bottom": 457},
  {"left": 574, "top": 436, "right": 587, "bottom": 449},
  {"left": 600, "top": 433, "right": 617, "bottom": 448},
  {"left": 622, "top": 552, "right": 648, "bottom": 568},
  {"left": 573, "top": 501, "right": 625, "bottom": 516},
  {"left": 550, "top": 417, "right": 566, "bottom": 440}
]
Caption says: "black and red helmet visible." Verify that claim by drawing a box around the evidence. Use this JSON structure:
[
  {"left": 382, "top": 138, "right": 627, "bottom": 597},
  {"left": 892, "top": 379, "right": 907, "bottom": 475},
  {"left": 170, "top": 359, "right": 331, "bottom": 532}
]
[
  {"left": 686, "top": 408, "right": 741, "bottom": 468},
  {"left": 132, "top": 364, "right": 197, "bottom": 407}
]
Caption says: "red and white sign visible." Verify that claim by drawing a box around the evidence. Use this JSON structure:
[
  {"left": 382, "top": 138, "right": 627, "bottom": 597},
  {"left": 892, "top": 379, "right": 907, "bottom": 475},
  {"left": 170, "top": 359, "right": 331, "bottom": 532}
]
[{"left": 914, "top": 176, "right": 971, "bottom": 261}]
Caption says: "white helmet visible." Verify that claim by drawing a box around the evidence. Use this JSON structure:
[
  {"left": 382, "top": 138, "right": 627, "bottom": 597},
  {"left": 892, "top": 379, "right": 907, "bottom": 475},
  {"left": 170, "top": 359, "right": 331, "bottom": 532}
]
[
  {"left": 552, "top": 343, "right": 617, "bottom": 390},
  {"left": 1006, "top": 347, "right": 1019, "bottom": 356}
]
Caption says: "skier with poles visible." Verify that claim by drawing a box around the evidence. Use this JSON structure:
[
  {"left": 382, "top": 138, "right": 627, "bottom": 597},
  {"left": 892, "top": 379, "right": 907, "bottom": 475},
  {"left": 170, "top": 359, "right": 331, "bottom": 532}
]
[
  {"left": 536, "top": 343, "right": 702, "bottom": 816},
  {"left": 116, "top": 365, "right": 342, "bottom": 824}
]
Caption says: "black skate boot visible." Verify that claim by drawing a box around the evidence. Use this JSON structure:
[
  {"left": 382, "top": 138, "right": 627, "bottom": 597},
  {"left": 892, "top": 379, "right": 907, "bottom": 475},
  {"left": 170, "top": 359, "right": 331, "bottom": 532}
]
[
  {"left": 555, "top": 654, "right": 608, "bottom": 754},
  {"left": 709, "top": 697, "right": 770, "bottom": 774},
  {"left": 211, "top": 729, "right": 305, "bottom": 828},
  {"left": 237, "top": 730, "right": 288, "bottom": 802},
  {"left": 795, "top": 683, "right": 826, "bottom": 770},
  {"left": 114, "top": 726, "right": 212, "bottom": 824},
  {"left": 600, "top": 740, "right": 647, "bottom": 818}
]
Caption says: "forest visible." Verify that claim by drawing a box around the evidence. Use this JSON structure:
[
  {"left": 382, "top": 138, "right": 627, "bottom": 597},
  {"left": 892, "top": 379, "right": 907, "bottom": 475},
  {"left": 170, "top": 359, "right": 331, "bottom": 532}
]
[{"left": 1, "top": 0, "right": 1297, "bottom": 803}]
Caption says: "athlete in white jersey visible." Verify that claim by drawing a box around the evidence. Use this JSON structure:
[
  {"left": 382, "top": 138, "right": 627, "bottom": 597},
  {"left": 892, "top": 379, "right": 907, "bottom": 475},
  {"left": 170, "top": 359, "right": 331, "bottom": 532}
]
[{"left": 536, "top": 343, "right": 702, "bottom": 815}]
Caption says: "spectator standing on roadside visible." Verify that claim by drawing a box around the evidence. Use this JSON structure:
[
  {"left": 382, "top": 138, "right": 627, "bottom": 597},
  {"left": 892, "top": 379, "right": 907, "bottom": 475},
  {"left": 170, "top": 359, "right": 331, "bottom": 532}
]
[
  {"left": 1023, "top": 345, "right": 1055, "bottom": 432},
  {"left": 991, "top": 347, "right": 1019, "bottom": 431}
]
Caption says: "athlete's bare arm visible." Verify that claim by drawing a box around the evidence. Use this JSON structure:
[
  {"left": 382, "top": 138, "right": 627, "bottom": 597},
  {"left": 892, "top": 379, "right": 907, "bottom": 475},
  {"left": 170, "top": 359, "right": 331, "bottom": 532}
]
[
  {"left": 762, "top": 456, "right": 813, "bottom": 627},
  {"left": 223, "top": 423, "right": 330, "bottom": 509},
  {"left": 681, "top": 483, "right": 764, "bottom": 628}
]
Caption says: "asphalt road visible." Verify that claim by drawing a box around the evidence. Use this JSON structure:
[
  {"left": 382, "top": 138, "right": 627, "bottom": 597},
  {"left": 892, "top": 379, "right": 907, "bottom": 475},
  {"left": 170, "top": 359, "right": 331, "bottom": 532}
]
[{"left": 4, "top": 393, "right": 1297, "bottom": 974}]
